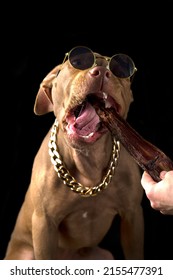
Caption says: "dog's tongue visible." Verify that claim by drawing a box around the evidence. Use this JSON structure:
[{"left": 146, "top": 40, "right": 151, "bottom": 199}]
[{"left": 67, "top": 102, "right": 100, "bottom": 136}]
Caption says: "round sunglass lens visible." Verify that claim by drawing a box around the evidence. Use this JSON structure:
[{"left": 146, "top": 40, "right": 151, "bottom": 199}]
[
  {"left": 69, "top": 46, "right": 94, "bottom": 70},
  {"left": 110, "top": 54, "right": 135, "bottom": 78}
]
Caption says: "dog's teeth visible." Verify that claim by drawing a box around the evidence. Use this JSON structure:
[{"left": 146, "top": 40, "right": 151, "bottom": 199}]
[
  {"left": 82, "top": 132, "right": 94, "bottom": 139},
  {"left": 105, "top": 100, "right": 111, "bottom": 108},
  {"left": 103, "top": 92, "right": 111, "bottom": 108},
  {"left": 103, "top": 92, "right": 108, "bottom": 99}
]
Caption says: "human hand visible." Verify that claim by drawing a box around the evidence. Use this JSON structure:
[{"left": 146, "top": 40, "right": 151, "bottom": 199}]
[{"left": 141, "top": 170, "right": 173, "bottom": 215}]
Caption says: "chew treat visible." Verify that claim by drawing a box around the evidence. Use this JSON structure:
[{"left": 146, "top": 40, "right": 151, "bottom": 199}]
[{"left": 91, "top": 96, "right": 173, "bottom": 182}]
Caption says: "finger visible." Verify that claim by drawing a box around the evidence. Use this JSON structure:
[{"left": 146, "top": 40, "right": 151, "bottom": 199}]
[
  {"left": 141, "top": 171, "right": 156, "bottom": 190},
  {"left": 160, "top": 170, "right": 167, "bottom": 179}
]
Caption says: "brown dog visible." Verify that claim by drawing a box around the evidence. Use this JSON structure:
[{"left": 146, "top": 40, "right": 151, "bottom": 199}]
[{"left": 4, "top": 46, "right": 144, "bottom": 260}]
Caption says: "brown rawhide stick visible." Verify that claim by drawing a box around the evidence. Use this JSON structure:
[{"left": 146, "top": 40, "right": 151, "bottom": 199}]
[{"left": 91, "top": 97, "right": 173, "bottom": 182}]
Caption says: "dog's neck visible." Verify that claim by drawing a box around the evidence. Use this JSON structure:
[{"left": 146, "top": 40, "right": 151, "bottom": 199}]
[{"left": 49, "top": 119, "right": 120, "bottom": 197}]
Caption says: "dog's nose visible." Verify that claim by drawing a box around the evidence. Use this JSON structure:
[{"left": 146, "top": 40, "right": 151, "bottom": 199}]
[{"left": 89, "top": 66, "right": 111, "bottom": 79}]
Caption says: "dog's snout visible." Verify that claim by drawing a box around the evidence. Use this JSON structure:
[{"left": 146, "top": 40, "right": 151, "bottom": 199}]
[{"left": 89, "top": 66, "right": 111, "bottom": 79}]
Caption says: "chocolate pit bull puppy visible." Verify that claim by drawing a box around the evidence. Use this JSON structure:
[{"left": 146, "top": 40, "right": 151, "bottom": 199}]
[{"left": 4, "top": 46, "right": 144, "bottom": 260}]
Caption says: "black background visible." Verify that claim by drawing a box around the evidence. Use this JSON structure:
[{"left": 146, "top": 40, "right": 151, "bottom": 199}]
[{"left": 1, "top": 2, "right": 173, "bottom": 259}]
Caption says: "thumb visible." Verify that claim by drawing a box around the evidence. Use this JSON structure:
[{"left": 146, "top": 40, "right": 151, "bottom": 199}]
[{"left": 141, "top": 171, "right": 156, "bottom": 191}]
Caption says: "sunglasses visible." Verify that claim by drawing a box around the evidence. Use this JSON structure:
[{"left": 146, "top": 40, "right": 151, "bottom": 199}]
[{"left": 61, "top": 46, "right": 137, "bottom": 79}]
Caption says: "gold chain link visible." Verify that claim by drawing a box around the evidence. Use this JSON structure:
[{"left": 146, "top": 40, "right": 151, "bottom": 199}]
[{"left": 48, "top": 119, "right": 120, "bottom": 197}]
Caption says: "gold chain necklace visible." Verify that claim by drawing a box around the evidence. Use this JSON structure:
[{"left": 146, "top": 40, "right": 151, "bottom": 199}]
[{"left": 48, "top": 119, "right": 120, "bottom": 197}]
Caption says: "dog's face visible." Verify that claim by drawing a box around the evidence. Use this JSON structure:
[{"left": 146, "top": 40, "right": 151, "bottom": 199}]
[{"left": 34, "top": 48, "right": 134, "bottom": 145}]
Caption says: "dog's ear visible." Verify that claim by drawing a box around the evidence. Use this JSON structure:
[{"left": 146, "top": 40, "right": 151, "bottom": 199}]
[{"left": 34, "top": 65, "right": 61, "bottom": 115}]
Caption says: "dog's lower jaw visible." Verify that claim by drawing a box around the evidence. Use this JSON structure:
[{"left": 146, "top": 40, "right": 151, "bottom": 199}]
[
  {"left": 66, "top": 127, "right": 108, "bottom": 144},
  {"left": 49, "top": 119, "right": 120, "bottom": 197},
  {"left": 64, "top": 118, "right": 108, "bottom": 144},
  {"left": 65, "top": 100, "right": 108, "bottom": 143}
]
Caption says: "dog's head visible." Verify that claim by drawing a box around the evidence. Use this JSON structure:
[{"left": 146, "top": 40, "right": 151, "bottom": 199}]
[{"left": 34, "top": 46, "right": 136, "bottom": 145}]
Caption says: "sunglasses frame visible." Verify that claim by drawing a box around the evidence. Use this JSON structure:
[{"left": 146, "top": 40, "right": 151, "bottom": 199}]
[{"left": 61, "top": 46, "right": 137, "bottom": 79}]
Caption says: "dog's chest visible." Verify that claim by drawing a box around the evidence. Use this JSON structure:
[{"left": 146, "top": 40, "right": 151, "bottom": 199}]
[{"left": 57, "top": 200, "right": 118, "bottom": 248}]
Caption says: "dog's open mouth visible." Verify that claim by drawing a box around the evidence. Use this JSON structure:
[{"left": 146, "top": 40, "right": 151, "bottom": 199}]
[{"left": 65, "top": 93, "right": 120, "bottom": 142}]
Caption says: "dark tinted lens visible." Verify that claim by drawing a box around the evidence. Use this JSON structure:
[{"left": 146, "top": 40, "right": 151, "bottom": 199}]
[
  {"left": 109, "top": 54, "right": 135, "bottom": 78},
  {"left": 69, "top": 46, "right": 94, "bottom": 70}
]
